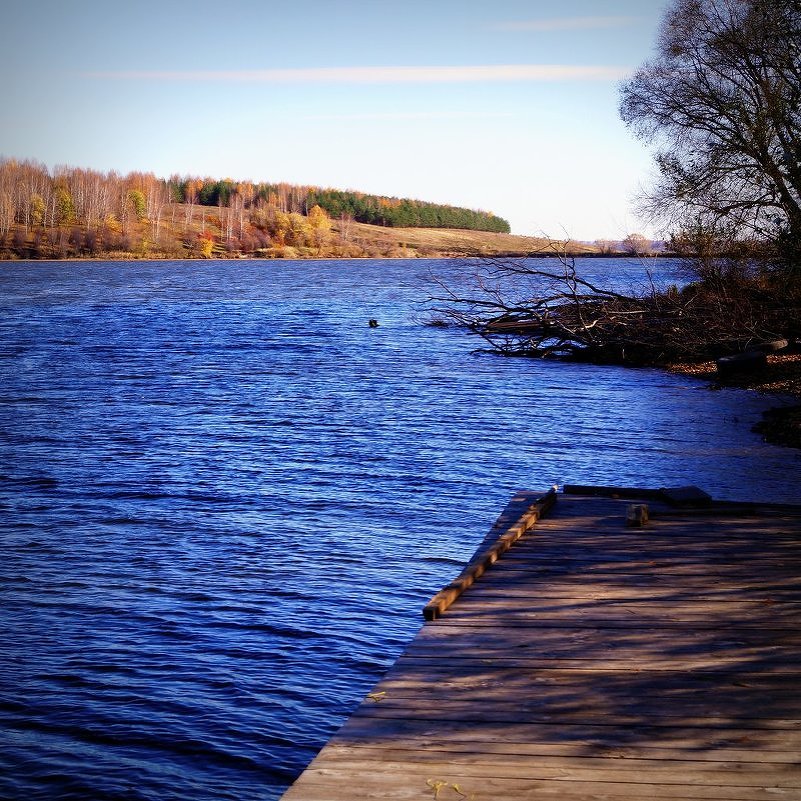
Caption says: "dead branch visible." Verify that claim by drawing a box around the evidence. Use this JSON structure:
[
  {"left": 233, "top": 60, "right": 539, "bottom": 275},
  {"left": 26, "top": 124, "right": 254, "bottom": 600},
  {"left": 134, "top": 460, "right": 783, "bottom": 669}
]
[{"left": 427, "top": 248, "right": 796, "bottom": 365}]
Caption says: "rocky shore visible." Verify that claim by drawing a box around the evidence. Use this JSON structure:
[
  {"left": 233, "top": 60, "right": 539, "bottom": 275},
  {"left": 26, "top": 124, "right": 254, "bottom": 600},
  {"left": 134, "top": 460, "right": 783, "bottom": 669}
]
[{"left": 668, "top": 352, "right": 801, "bottom": 449}]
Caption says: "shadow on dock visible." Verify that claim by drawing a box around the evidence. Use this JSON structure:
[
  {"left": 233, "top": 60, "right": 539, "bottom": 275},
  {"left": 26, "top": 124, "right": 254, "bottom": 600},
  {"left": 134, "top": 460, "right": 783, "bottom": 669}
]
[{"left": 282, "top": 487, "right": 801, "bottom": 800}]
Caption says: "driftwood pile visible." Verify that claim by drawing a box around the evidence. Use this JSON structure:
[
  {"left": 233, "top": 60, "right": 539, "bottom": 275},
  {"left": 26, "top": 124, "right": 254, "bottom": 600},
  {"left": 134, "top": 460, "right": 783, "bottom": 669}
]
[{"left": 429, "top": 257, "right": 797, "bottom": 366}]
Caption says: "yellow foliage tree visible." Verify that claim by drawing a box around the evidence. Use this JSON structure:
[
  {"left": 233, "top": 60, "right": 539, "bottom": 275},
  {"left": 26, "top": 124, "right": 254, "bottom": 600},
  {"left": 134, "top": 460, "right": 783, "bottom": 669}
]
[
  {"left": 286, "top": 212, "right": 312, "bottom": 246},
  {"left": 54, "top": 187, "right": 76, "bottom": 225},
  {"left": 127, "top": 189, "right": 147, "bottom": 220},
  {"left": 29, "top": 194, "right": 45, "bottom": 226},
  {"left": 194, "top": 234, "right": 214, "bottom": 258},
  {"left": 308, "top": 204, "right": 332, "bottom": 249}
]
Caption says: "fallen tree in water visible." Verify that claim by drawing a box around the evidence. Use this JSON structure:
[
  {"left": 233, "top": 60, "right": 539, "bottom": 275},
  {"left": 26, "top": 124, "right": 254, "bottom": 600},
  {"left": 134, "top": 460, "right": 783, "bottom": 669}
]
[{"left": 428, "top": 247, "right": 798, "bottom": 366}]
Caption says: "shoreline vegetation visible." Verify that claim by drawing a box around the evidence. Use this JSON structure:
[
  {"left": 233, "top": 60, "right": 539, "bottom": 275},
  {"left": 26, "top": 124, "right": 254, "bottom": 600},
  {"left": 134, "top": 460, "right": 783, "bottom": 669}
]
[
  {"left": 0, "top": 159, "right": 556, "bottom": 262},
  {"left": 0, "top": 159, "right": 660, "bottom": 261},
  {"left": 428, "top": 256, "right": 801, "bottom": 451},
  {"left": 0, "top": 215, "right": 600, "bottom": 261}
]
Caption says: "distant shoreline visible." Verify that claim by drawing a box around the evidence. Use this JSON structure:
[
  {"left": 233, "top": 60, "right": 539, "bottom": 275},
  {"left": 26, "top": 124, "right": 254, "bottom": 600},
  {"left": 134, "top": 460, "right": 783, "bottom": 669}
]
[
  {"left": 0, "top": 250, "right": 670, "bottom": 263},
  {"left": 0, "top": 198, "right": 660, "bottom": 261}
]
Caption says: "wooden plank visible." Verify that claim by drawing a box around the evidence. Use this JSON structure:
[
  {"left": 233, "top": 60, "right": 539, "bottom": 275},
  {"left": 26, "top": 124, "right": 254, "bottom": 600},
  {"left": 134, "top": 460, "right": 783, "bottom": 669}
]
[
  {"left": 294, "top": 763, "right": 801, "bottom": 793},
  {"left": 400, "top": 621, "right": 801, "bottom": 646},
  {"left": 302, "top": 751, "right": 801, "bottom": 786},
  {"left": 473, "top": 539, "right": 800, "bottom": 559},
  {"left": 422, "top": 490, "right": 556, "bottom": 621},
  {"left": 429, "top": 598, "right": 801, "bottom": 616},
  {"left": 366, "top": 682, "right": 801, "bottom": 707},
  {"left": 321, "top": 720, "right": 801, "bottom": 770},
  {"left": 282, "top": 768, "right": 798, "bottom": 801},
  {"left": 375, "top": 671, "right": 800, "bottom": 689},
  {"left": 335, "top": 715, "right": 801, "bottom": 752},
  {"left": 562, "top": 484, "right": 672, "bottom": 501},
  {"left": 347, "top": 704, "right": 801, "bottom": 729},
  {"left": 387, "top": 655, "right": 801, "bottom": 673},
  {"left": 281, "top": 491, "right": 801, "bottom": 801},
  {"left": 458, "top": 585, "right": 801, "bottom": 600}
]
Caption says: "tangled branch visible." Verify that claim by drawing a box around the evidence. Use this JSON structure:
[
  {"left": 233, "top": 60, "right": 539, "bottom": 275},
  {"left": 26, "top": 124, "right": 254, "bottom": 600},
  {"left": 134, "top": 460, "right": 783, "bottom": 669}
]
[{"left": 428, "top": 247, "right": 793, "bottom": 365}]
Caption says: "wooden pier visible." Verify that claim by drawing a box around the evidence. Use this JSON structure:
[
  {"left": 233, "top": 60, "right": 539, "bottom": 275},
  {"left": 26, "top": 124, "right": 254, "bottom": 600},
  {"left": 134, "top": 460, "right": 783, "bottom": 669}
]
[{"left": 281, "top": 487, "right": 801, "bottom": 801}]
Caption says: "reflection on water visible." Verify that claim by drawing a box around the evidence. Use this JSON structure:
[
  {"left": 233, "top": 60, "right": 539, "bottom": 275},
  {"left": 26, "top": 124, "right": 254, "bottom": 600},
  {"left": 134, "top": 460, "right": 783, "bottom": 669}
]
[{"left": 0, "top": 258, "right": 798, "bottom": 801}]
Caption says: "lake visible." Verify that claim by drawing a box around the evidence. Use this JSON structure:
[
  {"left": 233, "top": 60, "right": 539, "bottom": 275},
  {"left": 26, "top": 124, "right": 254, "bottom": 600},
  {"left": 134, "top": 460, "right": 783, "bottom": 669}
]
[{"left": 1, "top": 257, "right": 798, "bottom": 801}]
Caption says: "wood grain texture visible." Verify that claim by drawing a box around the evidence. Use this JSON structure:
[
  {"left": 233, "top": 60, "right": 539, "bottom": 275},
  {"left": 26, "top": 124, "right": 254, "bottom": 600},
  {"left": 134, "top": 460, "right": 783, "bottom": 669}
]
[{"left": 280, "top": 491, "right": 801, "bottom": 801}]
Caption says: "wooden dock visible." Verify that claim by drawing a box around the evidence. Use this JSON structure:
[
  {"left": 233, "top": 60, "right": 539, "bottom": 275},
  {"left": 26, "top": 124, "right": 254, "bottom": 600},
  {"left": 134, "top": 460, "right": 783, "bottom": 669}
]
[{"left": 280, "top": 487, "right": 801, "bottom": 801}]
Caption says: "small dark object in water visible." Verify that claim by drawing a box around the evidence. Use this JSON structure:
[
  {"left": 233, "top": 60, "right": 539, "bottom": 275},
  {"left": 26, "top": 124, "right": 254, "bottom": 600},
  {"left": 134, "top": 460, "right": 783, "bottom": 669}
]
[{"left": 368, "top": 319, "right": 379, "bottom": 328}]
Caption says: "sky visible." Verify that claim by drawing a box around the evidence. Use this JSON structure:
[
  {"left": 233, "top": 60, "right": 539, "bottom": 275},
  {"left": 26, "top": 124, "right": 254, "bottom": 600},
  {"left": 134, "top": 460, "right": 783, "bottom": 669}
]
[{"left": 0, "top": 0, "right": 671, "bottom": 240}]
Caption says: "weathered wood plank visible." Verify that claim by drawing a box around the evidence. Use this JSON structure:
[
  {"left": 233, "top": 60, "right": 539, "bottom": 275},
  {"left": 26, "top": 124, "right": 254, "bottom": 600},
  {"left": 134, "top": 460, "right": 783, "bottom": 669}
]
[
  {"left": 388, "top": 655, "right": 801, "bottom": 673},
  {"left": 459, "top": 585, "right": 801, "bottom": 600},
  {"left": 374, "top": 668, "right": 801, "bottom": 693},
  {"left": 347, "top": 704, "right": 801, "bottom": 728},
  {"left": 320, "top": 737, "right": 801, "bottom": 765},
  {"left": 301, "top": 751, "right": 801, "bottom": 786},
  {"left": 427, "top": 599, "right": 801, "bottom": 617},
  {"left": 280, "top": 491, "right": 801, "bottom": 801},
  {"left": 407, "top": 623, "right": 801, "bottom": 643},
  {"left": 361, "top": 683, "right": 801, "bottom": 708},
  {"left": 335, "top": 715, "right": 801, "bottom": 752},
  {"left": 282, "top": 768, "right": 798, "bottom": 801},
  {"left": 422, "top": 490, "right": 556, "bottom": 621}
]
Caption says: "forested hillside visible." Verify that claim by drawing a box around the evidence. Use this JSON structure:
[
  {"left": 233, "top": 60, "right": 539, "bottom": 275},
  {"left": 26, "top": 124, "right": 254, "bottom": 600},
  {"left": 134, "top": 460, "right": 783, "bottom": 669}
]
[
  {"left": 304, "top": 188, "right": 509, "bottom": 231},
  {"left": 0, "top": 159, "right": 512, "bottom": 259},
  {"left": 190, "top": 180, "right": 510, "bottom": 232}
]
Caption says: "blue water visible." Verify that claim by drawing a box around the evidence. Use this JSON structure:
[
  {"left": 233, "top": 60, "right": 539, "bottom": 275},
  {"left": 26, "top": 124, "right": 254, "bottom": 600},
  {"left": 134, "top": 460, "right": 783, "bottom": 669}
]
[{"left": 1, "top": 258, "right": 798, "bottom": 801}]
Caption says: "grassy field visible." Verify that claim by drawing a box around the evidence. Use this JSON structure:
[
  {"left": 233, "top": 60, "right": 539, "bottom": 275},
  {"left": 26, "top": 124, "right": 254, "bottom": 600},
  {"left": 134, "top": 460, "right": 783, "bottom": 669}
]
[{"left": 335, "top": 220, "right": 597, "bottom": 257}]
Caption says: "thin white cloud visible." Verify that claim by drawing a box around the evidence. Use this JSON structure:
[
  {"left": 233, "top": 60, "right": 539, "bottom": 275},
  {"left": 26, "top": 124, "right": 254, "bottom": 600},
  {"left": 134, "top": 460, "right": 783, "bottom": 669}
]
[
  {"left": 304, "top": 111, "right": 518, "bottom": 121},
  {"left": 86, "top": 64, "right": 629, "bottom": 83},
  {"left": 493, "top": 16, "right": 639, "bottom": 32}
]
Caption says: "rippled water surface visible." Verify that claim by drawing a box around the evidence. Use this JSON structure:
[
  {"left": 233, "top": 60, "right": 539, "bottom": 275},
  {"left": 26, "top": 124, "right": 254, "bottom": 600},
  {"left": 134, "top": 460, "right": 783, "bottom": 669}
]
[{"left": 1, "top": 258, "right": 799, "bottom": 801}]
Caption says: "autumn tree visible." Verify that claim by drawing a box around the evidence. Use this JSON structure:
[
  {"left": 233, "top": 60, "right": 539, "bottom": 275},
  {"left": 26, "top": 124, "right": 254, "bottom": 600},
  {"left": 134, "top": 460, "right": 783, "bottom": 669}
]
[
  {"left": 286, "top": 212, "right": 312, "bottom": 246},
  {"left": 54, "top": 185, "right": 76, "bottom": 225},
  {"left": 620, "top": 0, "right": 801, "bottom": 268},
  {"left": 28, "top": 194, "right": 45, "bottom": 227},
  {"left": 183, "top": 178, "right": 202, "bottom": 230},
  {"left": 127, "top": 189, "right": 147, "bottom": 220},
  {"left": 0, "top": 190, "right": 12, "bottom": 239},
  {"left": 621, "top": 233, "right": 652, "bottom": 256},
  {"left": 144, "top": 175, "right": 170, "bottom": 244},
  {"left": 307, "top": 204, "right": 332, "bottom": 248},
  {"left": 594, "top": 239, "right": 617, "bottom": 255}
]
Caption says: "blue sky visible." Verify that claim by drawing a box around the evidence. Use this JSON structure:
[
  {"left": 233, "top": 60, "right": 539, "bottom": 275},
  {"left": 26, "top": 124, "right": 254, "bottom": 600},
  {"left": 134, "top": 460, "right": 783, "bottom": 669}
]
[{"left": 0, "top": 0, "right": 669, "bottom": 240}]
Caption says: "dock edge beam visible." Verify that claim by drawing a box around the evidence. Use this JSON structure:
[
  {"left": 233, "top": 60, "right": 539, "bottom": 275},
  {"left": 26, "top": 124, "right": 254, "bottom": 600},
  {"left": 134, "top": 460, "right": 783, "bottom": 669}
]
[{"left": 422, "top": 489, "right": 557, "bottom": 621}]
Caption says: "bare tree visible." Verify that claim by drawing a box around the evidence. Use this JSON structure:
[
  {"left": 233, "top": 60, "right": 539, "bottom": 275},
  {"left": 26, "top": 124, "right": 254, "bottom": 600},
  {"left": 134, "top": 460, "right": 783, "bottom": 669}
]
[
  {"left": 620, "top": 0, "right": 801, "bottom": 263},
  {"left": 621, "top": 233, "right": 652, "bottom": 256},
  {"left": 594, "top": 239, "right": 618, "bottom": 255},
  {"left": 338, "top": 212, "right": 354, "bottom": 242},
  {"left": 146, "top": 177, "right": 169, "bottom": 245}
]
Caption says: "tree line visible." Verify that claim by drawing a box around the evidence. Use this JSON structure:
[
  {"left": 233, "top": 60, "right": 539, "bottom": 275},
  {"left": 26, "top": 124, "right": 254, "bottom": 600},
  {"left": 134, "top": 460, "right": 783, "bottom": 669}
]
[
  {"left": 181, "top": 178, "right": 509, "bottom": 232},
  {"left": 0, "top": 160, "right": 510, "bottom": 258},
  {"left": 303, "top": 188, "right": 510, "bottom": 232}
]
